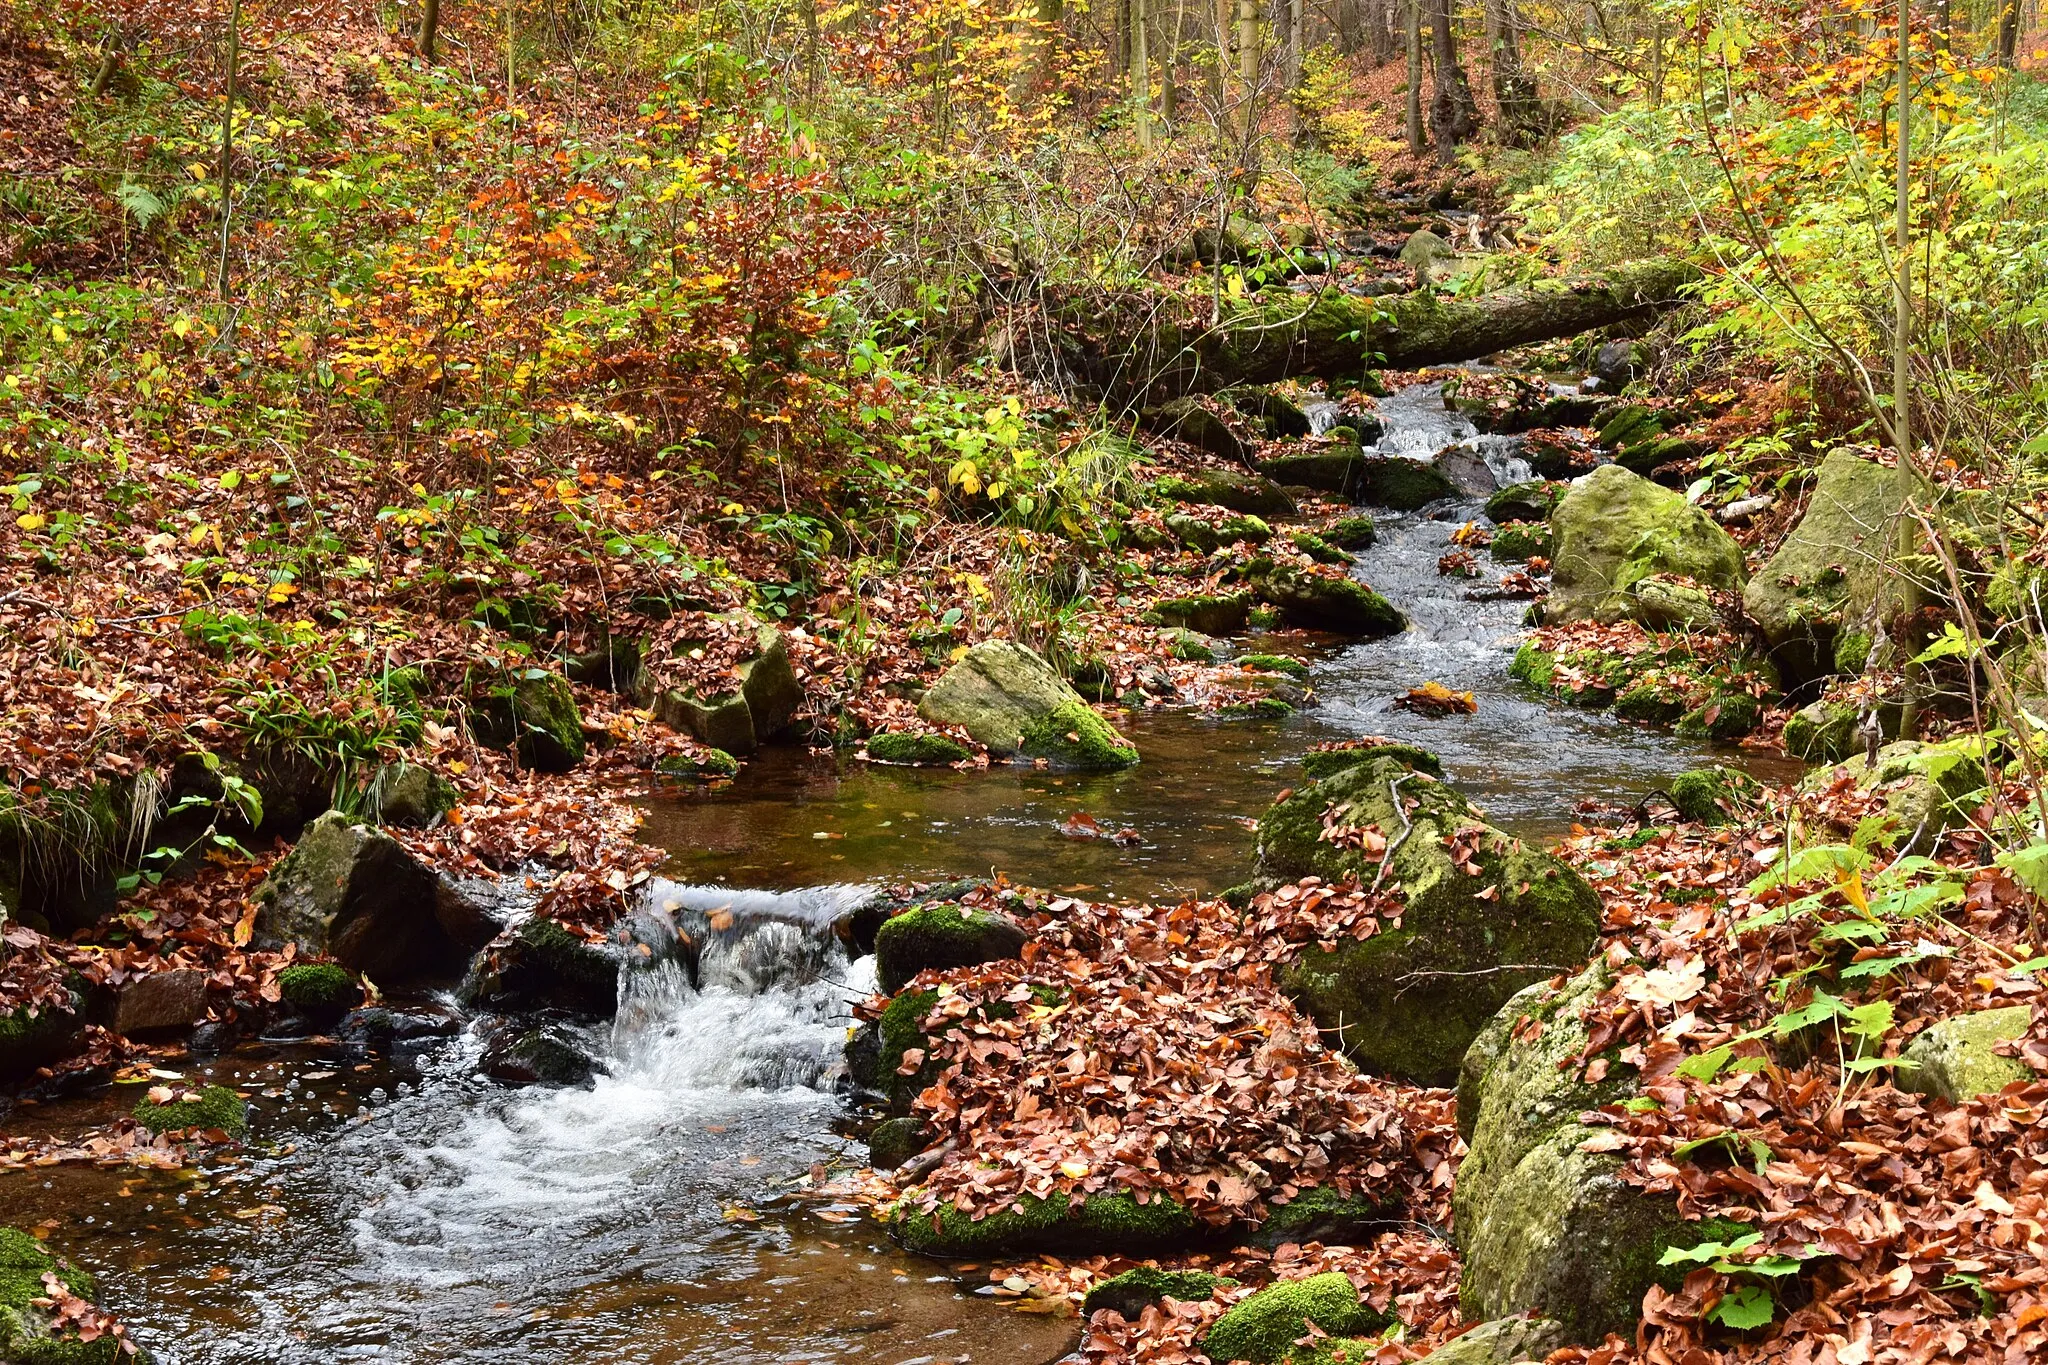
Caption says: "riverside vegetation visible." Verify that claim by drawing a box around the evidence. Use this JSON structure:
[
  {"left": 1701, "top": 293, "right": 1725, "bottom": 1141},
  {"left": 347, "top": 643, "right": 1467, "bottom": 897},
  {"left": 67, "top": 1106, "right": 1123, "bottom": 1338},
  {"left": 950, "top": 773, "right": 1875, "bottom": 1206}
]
[{"left": 4, "top": 0, "right": 2048, "bottom": 1360}]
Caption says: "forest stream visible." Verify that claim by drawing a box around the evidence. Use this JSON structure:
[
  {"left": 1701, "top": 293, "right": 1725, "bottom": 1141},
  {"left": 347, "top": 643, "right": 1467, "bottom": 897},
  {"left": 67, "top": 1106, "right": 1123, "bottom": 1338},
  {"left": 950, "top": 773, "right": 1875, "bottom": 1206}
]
[{"left": 0, "top": 386, "right": 1798, "bottom": 1365}]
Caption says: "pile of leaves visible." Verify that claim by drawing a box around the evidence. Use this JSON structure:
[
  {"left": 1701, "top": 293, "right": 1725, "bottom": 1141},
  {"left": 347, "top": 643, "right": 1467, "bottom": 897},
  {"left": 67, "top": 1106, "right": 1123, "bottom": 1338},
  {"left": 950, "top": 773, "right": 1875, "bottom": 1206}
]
[{"left": 872, "top": 879, "right": 1460, "bottom": 1233}]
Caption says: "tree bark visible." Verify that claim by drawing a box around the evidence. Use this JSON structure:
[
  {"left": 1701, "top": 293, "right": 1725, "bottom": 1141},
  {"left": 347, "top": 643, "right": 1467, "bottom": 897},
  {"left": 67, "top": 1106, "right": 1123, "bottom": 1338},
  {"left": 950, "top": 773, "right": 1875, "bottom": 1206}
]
[
  {"left": 1061, "top": 258, "right": 1702, "bottom": 396},
  {"left": 1133, "top": 0, "right": 1152, "bottom": 147},
  {"left": 1484, "top": 0, "right": 1540, "bottom": 144},
  {"left": 417, "top": 0, "right": 441, "bottom": 61},
  {"left": 1404, "top": 0, "right": 1424, "bottom": 154},
  {"left": 1426, "top": 0, "right": 1478, "bottom": 162}
]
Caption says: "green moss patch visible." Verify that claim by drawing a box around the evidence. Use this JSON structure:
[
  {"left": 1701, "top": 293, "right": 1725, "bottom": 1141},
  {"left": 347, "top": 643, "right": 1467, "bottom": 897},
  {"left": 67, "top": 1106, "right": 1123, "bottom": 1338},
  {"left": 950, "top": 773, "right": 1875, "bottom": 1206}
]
[
  {"left": 132, "top": 1084, "right": 247, "bottom": 1137},
  {"left": 1489, "top": 522, "right": 1551, "bottom": 562},
  {"left": 874, "top": 903, "right": 1030, "bottom": 995},
  {"left": 1299, "top": 742, "right": 1442, "bottom": 781},
  {"left": 1202, "top": 1272, "right": 1390, "bottom": 1364},
  {"left": 1322, "top": 516, "right": 1377, "bottom": 549},
  {"left": 277, "top": 963, "right": 358, "bottom": 1010},
  {"left": 1019, "top": 701, "right": 1139, "bottom": 770},
  {"left": 1081, "top": 1266, "right": 1226, "bottom": 1318},
  {"left": 1238, "top": 654, "right": 1310, "bottom": 679},
  {"left": 867, "top": 732, "right": 973, "bottom": 766},
  {"left": 891, "top": 1189, "right": 1195, "bottom": 1257}
]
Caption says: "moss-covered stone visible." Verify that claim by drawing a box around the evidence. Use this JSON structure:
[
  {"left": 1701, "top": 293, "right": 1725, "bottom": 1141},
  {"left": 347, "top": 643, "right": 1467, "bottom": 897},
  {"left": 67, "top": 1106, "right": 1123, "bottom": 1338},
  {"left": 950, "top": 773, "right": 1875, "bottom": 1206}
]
[
  {"left": 1254, "top": 564, "right": 1405, "bottom": 637},
  {"left": 654, "top": 613, "right": 803, "bottom": 754},
  {"left": 474, "top": 670, "right": 585, "bottom": 772},
  {"left": 1667, "top": 766, "right": 1762, "bottom": 825},
  {"left": 1202, "top": 1272, "right": 1389, "bottom": 1364},
  {"left": 1148, "top": 592, "right": 1254, "bottom": 637},
  {"left": 891, "top": 1189, "right": 1196, "bottom": 1257},
  {"left": 1508, "top": 640, "right": 1556, "bottom": 689},
  {"left": 252, "top": 811, "right": 455, "bottom": 980},
  {"left": 1488, "top": 523, "right": 1550, "bottom": 563},
  {"left": 867, "top": 732, "right": 973, "bottom": 766},
  {"left": 1402, "top": 1316, "right": 1565, "bottom": 1365},
  {"left": 460, "top": 916, "right": 621, "bottom": 1015},
  {"left": 1625, "top": 574, "right": 1719, "bottom": 631},
  {"left": 132, "top": 1084, "right": 247, "bottom": 1136},
  {"left": 1484, "top": 481, "right": 1561, "bottom": 525},
  {"left": 919, "top": 640, "right": 1139, "bottom": 769},
  {"left": 1360, "top": 457, "right": 1458, "bottom": 511},
  {"left": 1897, "top": 1006, "right": 2033, "bottom": 1104},
  {"left": 874, "top": 903, "right": 1030, "bottom": 995},
  {"left": 1299, "top": 742, "right": 1443, "bottom": 781},
  {"left": 1781, "top": 700, "right": 1878, "bottom": 764},
  {"left": 1611, "top": 677, "right": 1690, "bottom": 724},
  {"left": 1081, "top": 1266, "right": 1226, "bottom": 1319},
  {"left": 1800, "top": 740, "right": 1988, "bottom": 853},
  {"left": 1162, "top": 628, "right": 1224, "bottom": 662},
  {"left": 1323, "top": 517, "right": 1377, "bottom": 550},
  {"left": 1547, "top": 466, "right": 1746, "bottom": 625},
  {"left": 1290, "top": 531, "right": 1353, "bottom": 565},
  {"left": 653, "top": 747, "right": 741, "bottom": 779},
  {"left": 1674, "top": 692, "right": 1762, "bottom": 740},
  {"left": 1239, "top": 654, "right": 1310, "bottom": 679},
  {"left": 370, "top": 761, "right": 458, "bottom": 827},
  {"left": 1258, "top": 756, "right": 1601, "bottom": 1085},
  {"left": 0, "top": 1227, "right": 144, "bottom": 1365},
  {"left": 1744, "top": 450, "right": 1927, "bottom": 683},
  {"left": 1261, "top": 449, "right": 1366, "bottom": 497},
  {"left": 276, "top": 963, "right": 358, "bottom": 1011},
  {"left": 1249, "top": 1186, "right": 1399, "bottom": 1248},
  {"left": 867, "top": 1116, "right": 931, "bottom": 1170},
  {"left": 1167, "top": 512, "right": 1274, "bottom": 552},
  {"left": 0, "top": 997, "right": 83, "bottom": 1082},
  {"left": 1151, "top": 468, "right": 1294, "bottom": 517}
]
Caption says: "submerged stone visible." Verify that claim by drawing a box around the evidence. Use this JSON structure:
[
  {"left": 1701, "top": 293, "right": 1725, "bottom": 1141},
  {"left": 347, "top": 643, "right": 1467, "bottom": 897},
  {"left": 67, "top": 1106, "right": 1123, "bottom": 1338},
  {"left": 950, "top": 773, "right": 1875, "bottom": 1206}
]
[
  {"left": 866, "top": 731, "right": 973, "bottom": 766},
  {"left": 132, "top": 1084, "right": 247, "bottom": 1136}
]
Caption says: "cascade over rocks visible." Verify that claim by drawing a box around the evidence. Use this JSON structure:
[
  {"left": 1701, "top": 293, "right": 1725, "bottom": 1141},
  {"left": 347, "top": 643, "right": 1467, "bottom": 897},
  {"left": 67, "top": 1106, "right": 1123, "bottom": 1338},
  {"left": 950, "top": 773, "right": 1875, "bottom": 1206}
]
[
  {"left": 251, "top": 812, "right": 466, "bottom": 979},
  {"left": 1251, "top": 749, "right": 1601, "bottom": 1084},
  {"left": 918, "top": 640, "right": 1138, "bottom": 769},
  {"left": 1743, "top": 449, "right": 1927, "bottom": 682},
  {"left": 1454, "top": 965, "right": 1695, "bottom": 1345},
  {"left": 653, "top": 613, "right": 803, "bottom": 755},
  {"left": 1546, "top": 465, "right": 1746, "bottom": 624}
]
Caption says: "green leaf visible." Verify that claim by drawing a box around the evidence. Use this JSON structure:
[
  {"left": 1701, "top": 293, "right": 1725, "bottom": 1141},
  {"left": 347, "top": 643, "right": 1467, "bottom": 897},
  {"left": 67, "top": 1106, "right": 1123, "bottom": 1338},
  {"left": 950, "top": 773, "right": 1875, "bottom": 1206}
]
[
  {"left": 1676, "top": 1045, "right": 1734, "bottom": 1083},
  {"left": 1659, "top": 1232, "right": 1760, "bottom": 1266},
  {"left": 1707, "top": 1285, "right": 1776, "bottom": 1330}
]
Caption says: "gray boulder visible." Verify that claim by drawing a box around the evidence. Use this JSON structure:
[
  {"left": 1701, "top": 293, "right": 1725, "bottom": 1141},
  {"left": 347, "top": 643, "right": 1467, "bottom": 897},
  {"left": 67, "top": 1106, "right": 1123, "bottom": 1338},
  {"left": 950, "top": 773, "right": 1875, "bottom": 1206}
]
[
  {"left": 1411, "top": 1316, "right": 1568, "bottom": 1365},
  {"left": 918, "top": 640, "right": 1138, "bottom": 769},
  {"left": 1743, "top": 450, "right": 1926, "bottom": 682},
  {"left": 1798, "top": 739, "right": 1986, "bottom": 853},
  {"left": 1897, "top": 1006, "right": 2032, "bottom": 1104},
  {"left": 252, "top": 812, "right": 460, "bottom": 979},
  {"left": 1547, "top": 465, "right": 1745, "bottom": 624},
  {"left": 655, "top": 613, "right": 803, "bottom": 754}
]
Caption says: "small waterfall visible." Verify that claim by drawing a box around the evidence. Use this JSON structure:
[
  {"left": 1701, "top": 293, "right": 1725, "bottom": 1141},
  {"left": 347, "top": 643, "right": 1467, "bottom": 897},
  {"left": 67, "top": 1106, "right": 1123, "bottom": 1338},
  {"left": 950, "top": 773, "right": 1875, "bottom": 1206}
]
[
  {"left": 1365, "top": 380, "right": 1530, "bottom": 495},
  {"left": 1301, "top": 397, "right": 1345, "bottom": 436}
]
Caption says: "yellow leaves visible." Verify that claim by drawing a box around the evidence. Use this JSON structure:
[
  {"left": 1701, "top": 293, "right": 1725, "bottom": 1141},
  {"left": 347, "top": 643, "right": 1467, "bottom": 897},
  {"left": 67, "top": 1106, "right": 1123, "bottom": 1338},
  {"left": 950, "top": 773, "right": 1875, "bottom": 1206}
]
[
  {"left": 186, "top": 523, "right": 212, "bottom": 548},
  {"left": 1839, "top": 867, "right": 1872, "bottom": 918},
  {"left": 231, "top": 903, "right": 256, "bottom": 948},
  {"left": 186, "top": 162, "right": 209, "bottom": 180},
  {"left": 265, "top": 581, "right": 299, "bottom": 605},
  {"left": 15, "top": 513, "right": 44, "bottom": 531},
  {"left": 1057, "top": 1159, "right": 1089, "bottom": 1179},
  {"left": 218, "top": 470, "right": 243, "bottom": 491}
]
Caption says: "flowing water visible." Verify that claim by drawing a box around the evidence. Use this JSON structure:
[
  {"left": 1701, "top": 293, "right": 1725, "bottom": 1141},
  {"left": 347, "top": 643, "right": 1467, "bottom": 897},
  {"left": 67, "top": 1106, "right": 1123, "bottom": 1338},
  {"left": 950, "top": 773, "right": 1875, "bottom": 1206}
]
[{"left": 1, "top": 382, "right": 1797, "bottom": 1363}]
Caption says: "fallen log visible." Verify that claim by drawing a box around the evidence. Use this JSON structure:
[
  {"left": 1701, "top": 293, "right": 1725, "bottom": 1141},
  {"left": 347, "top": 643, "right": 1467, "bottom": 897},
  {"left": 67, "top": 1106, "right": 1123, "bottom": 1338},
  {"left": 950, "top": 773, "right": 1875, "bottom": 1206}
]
[{"left": 1068, "top": 257, "right": 1701, "bottom": 398}]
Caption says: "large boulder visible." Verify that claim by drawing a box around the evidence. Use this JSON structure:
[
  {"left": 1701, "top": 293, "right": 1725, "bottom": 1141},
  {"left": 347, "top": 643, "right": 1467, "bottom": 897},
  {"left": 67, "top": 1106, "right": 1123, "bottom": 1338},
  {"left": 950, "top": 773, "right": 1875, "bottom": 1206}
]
[
  {"left": 251, "top": 812, "right": 462, "bottom": 980},
  {"left": 654, "top": 614, "right": 803, "bottom": 755},
  {"left": 473, "top": 670, "right": 585, "bottom": 772},
  {"left": 1254, "top": 751, "right": 1601, "bottom": 1085},
  {"left": 1897, "top": 1006, "right": 2033, "bottom": 1104},
  {"left": 1455, "top": 966, "right": 1697, "bottom": 1344},
  {"left": 0, "top": 995, "right": 83, "bottom": 1082},
  {"left": 1743, "top": 450, "right": 1925, "bottom": 682},
  {"left": 874, "top": 901, "right": 1030, "bottom": 995},
  {"left": 368, "top": 761, "right": 458, "bottom": 827},
  {"left": 1259, "top": 447, "right": 1366, "bottom": 497},
  {"left": 1547, "top": 465, "right": 1746, "bottom": 624},
  {"left": 460, "top": 916, "right": 622, "bottom": 1015},
  {"left": 1799, "top": 740, "right": 1986, "bottom": 853},
  {"left": 1253, "top": 562, "right": 1405, "bottom": 636},
  {"left": 1, "top": 1227, "right": 150, "bottom": 1364},
  {"left": 918, "top": 641, "right": 1138, "bottom": 769},
  {"left": 1359, "top": 456, "right": 1459, "bottom": 510},
  {"left": 1146, "top": 399, "right": 1250, "bottom": 463},
  {"left": 1225, "top": 385, "right": 1314, "bottom": 439}
]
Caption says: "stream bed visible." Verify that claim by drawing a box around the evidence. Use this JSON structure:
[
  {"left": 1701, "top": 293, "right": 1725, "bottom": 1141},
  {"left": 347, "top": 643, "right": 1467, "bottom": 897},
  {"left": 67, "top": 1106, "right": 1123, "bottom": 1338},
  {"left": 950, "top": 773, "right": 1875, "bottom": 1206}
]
[{"left": 0, "top": 383, "right": 1797, "bottom": 1364}]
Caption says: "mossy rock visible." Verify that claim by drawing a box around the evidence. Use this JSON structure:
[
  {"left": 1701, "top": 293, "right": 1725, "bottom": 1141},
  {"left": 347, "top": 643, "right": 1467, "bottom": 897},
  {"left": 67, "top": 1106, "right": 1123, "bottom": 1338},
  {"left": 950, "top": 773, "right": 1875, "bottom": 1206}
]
[
  {"left": 1507, "top": 640, "right": 1556, "bottom": 689},
  {"left": 1254, "top": 563, "right": 1405, "bottom": 637},
  {"left": 1148, "top": 593, "right": 1253, "bottom": 637},
  {"left": 867, "top": 1117, "right": 931, "bottom": 1170},
  {"left": 891, "top": 1189, "right": 1196, "bottom": 1257},
  {"left": 1247, "top": 1185, "right": 1400, "bottom": 1248},
  {"left": 1146, "top": 402, "right": 1253, "bottom": 466},
  {"left": 1484, "top": 480, "right": 1561, "bottom": 525},
  {"left": 276, "top": 963, "right": 358, "bottom": 1012},
  {"left": 0, "top": 997, "right": 83, "bottom": 1082},
  {"left": 0, "top": 1228, "right": 145, "bottom": 1365},
  {"left": 1896, "top": 1006, "right": 2033, "bottom": 1104},
  {"left": 252, "top": 811, "right": 456, "bottom": 980},
  {"left": 1260, "top": 449, "right": 1365, "bottom": 497},
  {"left": 1290, "top": 531, "right": 1353, "bottom": 566},
  {"left": 1547, "top": 465, "right": 1745, "bottom": 625},
  {"left": 1299, "top": 742, "right": 1443, "bottom": 781},
  {"left": 369, "top": 761, "right": 458, "bottom": 828},
  {"left": 1219, "top": 697, "right": 1295, "bottom": 720},
  {"left": 460, "top": 916, "right": 620, "bottom": 1015},
  {"left": 474, "top": 670, "right": 585, "bottom": 772},
  {"left": 1322, "top": 516, "right": 1377, "bottom": 549},
  {"left": 1359, "top": 457, "right": 1458, "bottom": 511},
  {"left": 1624, "top": 574, "right": 1719, "bottom": 631},
  {"left": 1674, "top": 692, "right": 1762, "bottom": 740},
  {"left": 1167, "top": 512, "right": 1273, "bottom": 552},
  {"left": 1258, "top": 756, "right": 1601, "bottom": 1084},
  {"left": 1801, "top": 740, "right": 1987, "bottom": 852},
  {"left": 919, "top": 641, "right": 1139, "bottom": 769},
  {"left": 1227, "top": 385, "right": 1315, "bottom": 439},
  {"left": 1455, "top": 965, "right": 1702, "bottom": 1344},
  {"left": 1488, "top": 523, "right": 1550, "bottom": 563},
  {"left": 1238, "top": 654, "right": 1310, "bottom": 680},
  {"left": 1161, "top": 628, "right": 1224, "bottom": 662},
  {"left": 1611, "top": 678, "right": 1690, "bottom": 724},
  {"left": 874, "top": 902, "right": 1030, "bottom": 995},
  {"left": 1667, "top": 766, "right": 1762, "bottom": 825},
  {"left": 1151, "top": 467, "right": 1293, "bottom": 517},
  {"left": 1782, "top": 699, "right": 1898, "bottom": 765},
  {"left": 1202, "top": 1272, "right": 1390, "bottom": 1364},
  {"left": 653, "top": 747, "right": 741, "bottom": 779},
  {"left": 654, "top": 613, "right": 803, "bottom": 754},
  {"left": 132, "top": 1084, "right": 247, "bottom": 1137},
  {"left": 1082, "top": 1266, "right": 1226, "bottom": 1319},
  {"left": 1743, "top": 450, "right": 1928, "bottom": 684},
  {"left": 1403, "top": 1316, "right": 1565, "bottom": 1365},
  {"left": 867, "top": 732, "right": 973, "bottom": 766}
]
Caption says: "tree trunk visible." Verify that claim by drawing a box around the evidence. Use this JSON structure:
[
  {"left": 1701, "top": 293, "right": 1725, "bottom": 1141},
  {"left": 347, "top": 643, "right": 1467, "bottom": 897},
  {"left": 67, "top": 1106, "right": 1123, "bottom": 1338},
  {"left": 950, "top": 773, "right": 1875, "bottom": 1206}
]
[
  {"left": 1286, "top": 0, "right": 1305, "bottom": 141},
  {"left": 1237, "top": 0, "right": 1260, "bottom": 138},
  {"left": 1404, "top": 0, "right": 1424, "bottom": 154},
  {"left": 1426, "top": 0, "right": 1478, "bottom": 162},
  {"left": 1059, "top": 257, "right": 1703, "bottom": 396},
  {"left": 216, "top": 0, "right": 242, "bottom": 302},
  {"left": 1133, "top": 0, "right": 1152, "bottom": 147},
  {"left": 1997, "top": 0, "right": 2020, "bottom": 65},
  {"left": 417, "top": 0, "right": 442, "bottom": 61}
]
